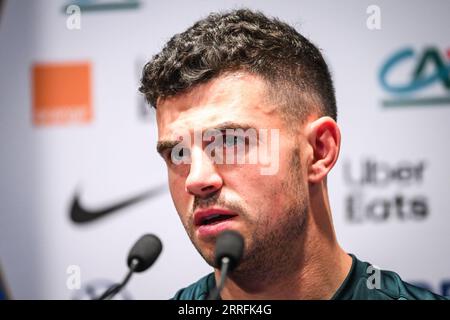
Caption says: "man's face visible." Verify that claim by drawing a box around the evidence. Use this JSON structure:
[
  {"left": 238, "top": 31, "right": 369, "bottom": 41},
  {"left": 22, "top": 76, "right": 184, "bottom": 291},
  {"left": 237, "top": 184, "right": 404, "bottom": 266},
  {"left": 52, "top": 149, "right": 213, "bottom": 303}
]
[{"left": 156, "top": 72, "right": 310, "bottom": 275}]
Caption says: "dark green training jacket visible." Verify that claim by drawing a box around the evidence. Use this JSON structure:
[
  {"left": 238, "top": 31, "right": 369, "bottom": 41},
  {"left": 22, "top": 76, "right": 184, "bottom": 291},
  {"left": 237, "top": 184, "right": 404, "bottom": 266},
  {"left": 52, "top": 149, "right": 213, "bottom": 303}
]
[{"left": 172, "top": 254, "right": 447, "bottom": 300}]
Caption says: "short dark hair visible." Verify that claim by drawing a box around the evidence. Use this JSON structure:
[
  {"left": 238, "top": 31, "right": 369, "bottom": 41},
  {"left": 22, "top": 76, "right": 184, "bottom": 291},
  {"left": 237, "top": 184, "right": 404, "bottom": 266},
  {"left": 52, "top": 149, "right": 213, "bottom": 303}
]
[{"left": 139, "top": 9, "right": 337, "bottom": 122}]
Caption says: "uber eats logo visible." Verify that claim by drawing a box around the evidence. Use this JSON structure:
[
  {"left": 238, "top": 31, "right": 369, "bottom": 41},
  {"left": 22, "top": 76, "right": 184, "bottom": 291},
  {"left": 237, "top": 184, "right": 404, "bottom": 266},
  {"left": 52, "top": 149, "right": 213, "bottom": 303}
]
[
  {"left": 343, "top": 159, "right": 428, "bottom": 223},
  {"left": 380, "top": 47, "right": 450, "bottom": 107}
]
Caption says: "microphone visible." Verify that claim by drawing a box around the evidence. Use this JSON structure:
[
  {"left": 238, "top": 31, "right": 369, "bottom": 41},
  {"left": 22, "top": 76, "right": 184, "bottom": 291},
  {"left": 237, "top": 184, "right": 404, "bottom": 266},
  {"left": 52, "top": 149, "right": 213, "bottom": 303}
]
[
  {"left": 127, "top": 234, "right": 163, "bottom": 272},
  {"left": 208, "top": 230, "right": 244, "bottom": 300},
  {"left": 97, "top": 234, "right": 163, "bottom": 300}
]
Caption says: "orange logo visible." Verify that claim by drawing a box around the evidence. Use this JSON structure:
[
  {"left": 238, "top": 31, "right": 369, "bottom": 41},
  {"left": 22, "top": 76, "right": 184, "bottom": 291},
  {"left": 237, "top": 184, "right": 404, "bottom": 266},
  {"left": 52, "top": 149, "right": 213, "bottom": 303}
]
[{"left": 32, "top": 62, "right": 92, "bottom": 126}]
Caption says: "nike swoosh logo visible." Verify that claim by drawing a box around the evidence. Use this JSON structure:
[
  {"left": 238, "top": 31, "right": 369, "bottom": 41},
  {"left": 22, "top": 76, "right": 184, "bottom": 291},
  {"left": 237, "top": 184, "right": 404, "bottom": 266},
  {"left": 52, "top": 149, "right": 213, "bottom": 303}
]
[{"left": 70, "top": 185, "right": 167, "bottom": 224}]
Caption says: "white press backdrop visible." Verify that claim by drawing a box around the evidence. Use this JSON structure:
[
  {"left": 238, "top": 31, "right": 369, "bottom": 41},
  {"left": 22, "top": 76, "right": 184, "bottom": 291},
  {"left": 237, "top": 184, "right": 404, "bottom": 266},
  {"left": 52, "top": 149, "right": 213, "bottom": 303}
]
[{"left": 0, "top": 0, "right": 449, "bottom": 299}]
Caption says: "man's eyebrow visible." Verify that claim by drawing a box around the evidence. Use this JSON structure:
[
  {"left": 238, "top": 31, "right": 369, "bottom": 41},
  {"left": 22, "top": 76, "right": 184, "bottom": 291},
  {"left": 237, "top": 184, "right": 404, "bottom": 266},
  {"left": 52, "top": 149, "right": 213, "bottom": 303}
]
[
  {"left": 156, "top": 140, "right": 180, "bottom": 156},
  {"left": 208, "top": 121, "right": 254, "bottom": 132}
]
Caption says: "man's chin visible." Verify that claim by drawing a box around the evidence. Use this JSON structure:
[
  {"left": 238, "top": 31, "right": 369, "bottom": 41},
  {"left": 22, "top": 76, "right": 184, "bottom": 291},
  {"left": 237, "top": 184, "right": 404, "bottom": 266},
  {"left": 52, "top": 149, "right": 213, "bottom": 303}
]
[
  {"left": 198, "top": 249, "right": 216, "bottom": 268},
  {"left": 190, "top": 227, "right": 249, "bottom": 268},
  {"left": 191, "top": 238, "right": 216, "bottom": 267}
]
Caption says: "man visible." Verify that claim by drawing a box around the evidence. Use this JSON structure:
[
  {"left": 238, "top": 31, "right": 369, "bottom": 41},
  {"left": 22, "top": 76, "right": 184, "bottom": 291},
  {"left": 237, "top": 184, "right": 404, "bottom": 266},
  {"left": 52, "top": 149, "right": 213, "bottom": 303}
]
[{"left": 139, "top": 9, "right": 446, "bottom": 300}]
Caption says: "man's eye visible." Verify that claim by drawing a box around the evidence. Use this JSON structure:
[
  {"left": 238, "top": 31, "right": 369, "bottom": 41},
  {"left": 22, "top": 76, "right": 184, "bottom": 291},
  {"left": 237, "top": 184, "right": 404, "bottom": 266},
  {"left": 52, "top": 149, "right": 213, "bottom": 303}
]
[
  {"left": 224, "top": 135, "right": 245, "bottom": 147},
  {"left": 170, "top": 147, "right": 191, "bottom": 163}
]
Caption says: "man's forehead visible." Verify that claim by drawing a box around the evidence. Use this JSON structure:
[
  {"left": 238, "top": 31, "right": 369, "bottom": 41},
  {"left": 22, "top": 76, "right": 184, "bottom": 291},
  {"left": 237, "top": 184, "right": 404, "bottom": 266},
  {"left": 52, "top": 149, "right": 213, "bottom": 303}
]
[
  {"left": 156, "top": 72, "right": 278, "bottom": 137},
  {"left": 163, "top": 112, "right": 228, "bottom": 133}
]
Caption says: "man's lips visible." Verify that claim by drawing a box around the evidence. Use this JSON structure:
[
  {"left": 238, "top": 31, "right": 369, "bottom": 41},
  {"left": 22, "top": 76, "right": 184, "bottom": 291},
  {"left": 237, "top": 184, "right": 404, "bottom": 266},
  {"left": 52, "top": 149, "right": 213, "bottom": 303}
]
[{"left": 193, "top": 208, "right": 238, "bottom": 227}]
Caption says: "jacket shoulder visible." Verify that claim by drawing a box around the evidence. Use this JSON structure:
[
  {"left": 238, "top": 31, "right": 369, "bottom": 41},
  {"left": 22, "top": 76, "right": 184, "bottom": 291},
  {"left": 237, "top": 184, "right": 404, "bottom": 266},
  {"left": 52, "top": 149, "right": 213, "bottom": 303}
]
[
  {"left": 355, "top": 264, "right": 447, "bottom": 300},
  {"left": 378, "top": 270, "right": 447, "bottom": 300},
  {"left": 337, "top": 255, "right": 447, "bottom": 300},
  {"left": 171, "top": 273, "right": 215, "bottom": 300}
]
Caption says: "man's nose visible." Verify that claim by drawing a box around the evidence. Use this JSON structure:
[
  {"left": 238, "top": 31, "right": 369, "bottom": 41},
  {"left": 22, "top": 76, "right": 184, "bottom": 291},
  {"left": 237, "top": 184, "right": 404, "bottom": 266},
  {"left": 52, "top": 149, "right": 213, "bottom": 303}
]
[{"left": 185, "top": 146, "right": 223, "bottom": 198}]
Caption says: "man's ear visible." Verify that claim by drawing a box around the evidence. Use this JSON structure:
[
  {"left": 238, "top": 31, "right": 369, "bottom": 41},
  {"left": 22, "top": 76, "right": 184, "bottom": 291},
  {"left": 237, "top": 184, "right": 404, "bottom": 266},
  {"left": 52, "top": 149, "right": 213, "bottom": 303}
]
[{"left": 306, "top": 116, "right": 341, "bottom": 184}]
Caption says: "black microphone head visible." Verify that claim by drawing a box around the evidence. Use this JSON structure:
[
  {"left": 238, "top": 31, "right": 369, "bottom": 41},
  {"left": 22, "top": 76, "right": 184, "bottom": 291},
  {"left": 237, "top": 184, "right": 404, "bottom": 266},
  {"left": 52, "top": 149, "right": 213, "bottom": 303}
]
[
  {"left": 214, "top": 230, "right": 245, "bottom": 271},
  {"left": 127, "top": 234, "right": 162, "bottom": 272}
]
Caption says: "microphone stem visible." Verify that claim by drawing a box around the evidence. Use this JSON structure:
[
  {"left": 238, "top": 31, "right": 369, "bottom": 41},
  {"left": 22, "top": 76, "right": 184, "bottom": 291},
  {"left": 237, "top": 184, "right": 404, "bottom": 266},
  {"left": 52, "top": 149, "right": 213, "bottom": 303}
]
[
  {"left": 97, "top": 258, "right": 139, "bottom": 300},
  {"left": 208, "top": 256, "right": 230, "bottom": 300},
  {"left": 217, "top": 257, "right": 230, "bottom": 293}
]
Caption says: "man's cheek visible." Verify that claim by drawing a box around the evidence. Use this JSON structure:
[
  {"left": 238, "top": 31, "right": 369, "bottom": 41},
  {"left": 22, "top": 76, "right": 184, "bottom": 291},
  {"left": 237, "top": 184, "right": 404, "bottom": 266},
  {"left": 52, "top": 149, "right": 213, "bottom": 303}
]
[
  {"left": 167, "top": 178, "right": 185, "bottom": 211},
  {"left": 168, "top": 170, "right": 186, "bottom": 194},
  {"left": 171, "top": 188, "right": 186, "bottom": 211}
]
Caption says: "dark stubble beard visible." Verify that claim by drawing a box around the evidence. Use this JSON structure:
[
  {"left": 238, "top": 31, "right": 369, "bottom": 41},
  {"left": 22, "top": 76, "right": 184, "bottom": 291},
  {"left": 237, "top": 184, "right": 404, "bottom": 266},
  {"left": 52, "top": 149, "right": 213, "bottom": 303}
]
[
  {"left": 181, "top": 147, "right": 308, "bottom": 286},
  {"left": 231, "top": 148, "right": 308, "bottom": 286}
]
